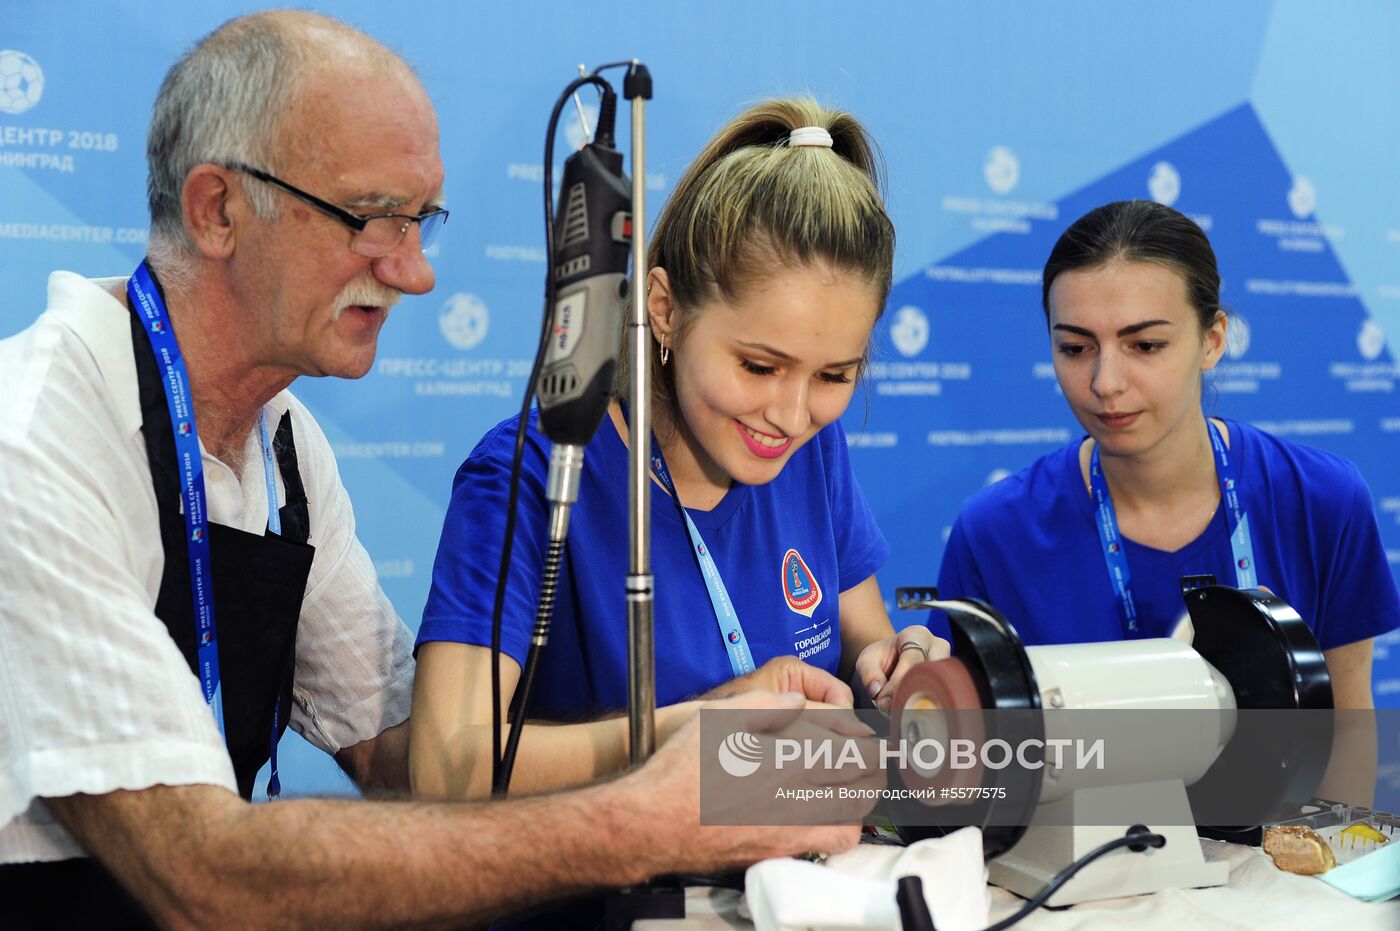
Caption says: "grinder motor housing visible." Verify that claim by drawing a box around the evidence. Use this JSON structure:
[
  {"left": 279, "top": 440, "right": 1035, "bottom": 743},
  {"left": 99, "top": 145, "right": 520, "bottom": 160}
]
[{"left": 887, "top": 585, "right": 1333, "bottom": 905}]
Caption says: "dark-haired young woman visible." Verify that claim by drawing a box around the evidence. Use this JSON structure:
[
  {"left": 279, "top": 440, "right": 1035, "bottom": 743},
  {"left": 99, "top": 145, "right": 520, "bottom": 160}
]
[{"left": 935, "top": 200, "right": 1399, "bottom": 709}]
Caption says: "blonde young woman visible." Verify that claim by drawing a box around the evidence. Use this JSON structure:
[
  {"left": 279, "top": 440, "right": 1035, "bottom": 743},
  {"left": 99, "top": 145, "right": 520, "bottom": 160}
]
[{"left": 410, "top": 99, "right": 944, "bottom": 798}]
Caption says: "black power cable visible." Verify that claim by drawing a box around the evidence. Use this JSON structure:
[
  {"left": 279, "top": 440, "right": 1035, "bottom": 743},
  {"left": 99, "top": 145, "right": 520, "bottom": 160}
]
[
  {"left": 490, "top": 73, "right": 615, "bottom": 798},
  {"left": 892, "top": 826, "right": 1166, "bottom": 930},
  {"left": 979, "top": 826, "right": 1165, "bottom": 931}
]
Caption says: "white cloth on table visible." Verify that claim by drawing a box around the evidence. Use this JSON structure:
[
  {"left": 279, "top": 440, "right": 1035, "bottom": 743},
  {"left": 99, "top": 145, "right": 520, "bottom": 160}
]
[
  {"left": 984, "top": 839, "right": 1400, "bottom": 930},
  {"left": 745, "top": 827, "right": 989, "bottom": 931},
  {"left": 0, "top": 272, "right": 415, "bottom": 864},
  {"left": 642, "top": 840, "right": 1400, "bottom": 930}
]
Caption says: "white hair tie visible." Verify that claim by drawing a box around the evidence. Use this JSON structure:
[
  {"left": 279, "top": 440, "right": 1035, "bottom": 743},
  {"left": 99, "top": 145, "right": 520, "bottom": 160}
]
[{"left": 788, "top": 126, "right": 833, "bottom": 148}]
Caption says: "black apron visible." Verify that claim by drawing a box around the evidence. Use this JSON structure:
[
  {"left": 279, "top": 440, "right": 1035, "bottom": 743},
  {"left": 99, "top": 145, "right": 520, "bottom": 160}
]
[{"left": 0, "top": 297, "right": 316, "bottom": 928}]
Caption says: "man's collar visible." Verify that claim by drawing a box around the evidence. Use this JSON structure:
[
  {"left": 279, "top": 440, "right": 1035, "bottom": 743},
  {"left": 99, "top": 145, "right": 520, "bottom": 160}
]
[
  {"left": 45, "top": 271, "right": 292, "bottom": 442},
  {"left": 47, "top": 271, "right": 144, "bottom": 440}
]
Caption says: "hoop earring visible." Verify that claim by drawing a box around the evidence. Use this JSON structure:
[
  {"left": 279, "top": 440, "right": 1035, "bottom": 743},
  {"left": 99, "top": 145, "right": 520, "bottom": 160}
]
[{"left": 659, "top": 344, "right": 671, "bottom": 366}]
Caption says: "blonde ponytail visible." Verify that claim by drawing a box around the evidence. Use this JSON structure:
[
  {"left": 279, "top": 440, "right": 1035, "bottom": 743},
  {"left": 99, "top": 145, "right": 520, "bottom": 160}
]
[{"left": 618, "top": 97, "right": 894, "bottom": 410}]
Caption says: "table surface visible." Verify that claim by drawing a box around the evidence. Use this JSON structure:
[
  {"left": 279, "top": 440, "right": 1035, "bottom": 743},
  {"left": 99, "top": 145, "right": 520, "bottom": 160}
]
[{"left": 636, "top": 840, "right": 1399, "bottom": 930}]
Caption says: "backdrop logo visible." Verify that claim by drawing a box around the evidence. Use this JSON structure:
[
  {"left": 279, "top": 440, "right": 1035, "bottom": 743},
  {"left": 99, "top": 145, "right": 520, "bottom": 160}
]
[
  {"left": 0, "top": 50, "right": 44, "bottom": 115},
  {"left": 890, "top": 305, "right": 930, "bottom": 357},
  {"left": 439, "top": 292, "right": 490, "bottom": 350},
  {"left": 1226, "top": 313, "right": 1251, "bottom": 359},
  {"left": 983, "top": 146, "right": 1019, "bottom": 195},
  {"left": 1288, "top": 176, "right": 1316, "bottom": 219},
  {"left": 985, "top": 468, "right": 1012, "bottom": 486},
  {"left": 1358, "top": 318, "right": 1387, "bottom": 361},
  {"left": 564, "top": 102, "right": 600, "bottom": 151},
  {"left": 1148, "top": 161, "right": 1180, "bottom": 206},
  {"left": 718, "top": 731, "right": 764, "bottom": 777}
]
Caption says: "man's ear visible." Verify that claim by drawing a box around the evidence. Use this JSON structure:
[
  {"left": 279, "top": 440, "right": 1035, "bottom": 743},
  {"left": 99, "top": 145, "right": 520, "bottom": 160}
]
[
  {"left": 647, "top": 267, "right": 677, "bottom": 349},
  {"left": 181, "top": 164, "right": 241, "bottom": 259}
]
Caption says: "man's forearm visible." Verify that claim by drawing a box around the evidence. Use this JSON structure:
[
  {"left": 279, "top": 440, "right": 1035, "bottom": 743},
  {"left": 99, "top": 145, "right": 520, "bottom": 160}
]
[
  {"left": 50, "top": 780, "right": 657, "bottom": 930},
  {"left": 48, "top": 691, "right": 865, "bottom": 928}
]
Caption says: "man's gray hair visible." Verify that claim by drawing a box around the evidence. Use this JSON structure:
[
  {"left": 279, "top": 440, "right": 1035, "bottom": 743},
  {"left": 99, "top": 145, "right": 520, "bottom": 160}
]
[{"left": 146, "top": 16, "right": 307, "bottom": 252}]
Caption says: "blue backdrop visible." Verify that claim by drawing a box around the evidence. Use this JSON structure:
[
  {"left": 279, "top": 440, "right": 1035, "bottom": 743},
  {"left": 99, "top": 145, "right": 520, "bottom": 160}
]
[{"left": 4, "top": 2, "right": 1398, "bottom": 800}]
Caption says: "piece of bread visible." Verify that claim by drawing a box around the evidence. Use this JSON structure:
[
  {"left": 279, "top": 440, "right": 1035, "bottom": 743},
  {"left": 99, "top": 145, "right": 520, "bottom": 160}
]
[{"left": 1263, "top": 825, "right": 1337, "bottom": 875}]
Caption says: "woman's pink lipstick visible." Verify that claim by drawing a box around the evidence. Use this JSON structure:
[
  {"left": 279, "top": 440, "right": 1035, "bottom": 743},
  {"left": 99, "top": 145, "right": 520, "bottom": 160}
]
[{"left": 734, "top": 420, "right": 792, "bottom": 459}]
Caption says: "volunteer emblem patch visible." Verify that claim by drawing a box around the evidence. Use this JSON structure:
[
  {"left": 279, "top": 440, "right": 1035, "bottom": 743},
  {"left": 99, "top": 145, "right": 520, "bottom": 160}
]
[{"left": 781, "top": 548, "right": 822, "bottom": 617}]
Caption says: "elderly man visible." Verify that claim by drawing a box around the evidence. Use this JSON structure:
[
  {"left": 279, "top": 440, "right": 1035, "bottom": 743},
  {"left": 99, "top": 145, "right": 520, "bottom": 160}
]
[{"left": 0, "top": 11, "right": 866, "bottom": 928}]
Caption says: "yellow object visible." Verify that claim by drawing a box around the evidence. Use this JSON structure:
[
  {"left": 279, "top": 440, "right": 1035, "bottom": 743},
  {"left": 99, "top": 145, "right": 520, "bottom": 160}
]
[{"left": 1339, "top": 824, "right": 1389, "bottom": 847}]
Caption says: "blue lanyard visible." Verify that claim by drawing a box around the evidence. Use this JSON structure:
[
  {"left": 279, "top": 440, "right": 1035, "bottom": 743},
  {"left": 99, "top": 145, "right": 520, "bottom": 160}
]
[
  {"left": 1089, "top": 419, "right": 1258, "bottom": 635},
  {"left": 635, "top": 418, "right": 756, "bottom": 678},
  {"left": 128, "top": 261, "right": 286, "bottom": 799},
  {"left": 257, "top": 409, "right": 282, "bottom": 798},
  {"left": 128, "top": 261, "right": 225, "bottom": 737},
  {"left": 1209, "top": 421, "right": 1258, "bottom": 590},
  {"left": 258, "top": 411, "right": 282, "bottom": 537}
]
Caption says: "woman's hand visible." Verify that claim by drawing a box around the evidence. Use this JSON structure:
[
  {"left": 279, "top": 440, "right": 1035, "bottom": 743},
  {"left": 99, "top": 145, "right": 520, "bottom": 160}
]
[
  {"left": 853, "top": 625, "right": 949, "bottom": 713},
  {"left": 701, "top": 655, "right": 855, "bottom": 708}
]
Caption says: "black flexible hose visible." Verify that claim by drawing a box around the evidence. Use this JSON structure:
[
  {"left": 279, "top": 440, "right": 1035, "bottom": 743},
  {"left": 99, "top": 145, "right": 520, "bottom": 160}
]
[{"left": 498, "top": 536, "right": 565, "bottom": 790}]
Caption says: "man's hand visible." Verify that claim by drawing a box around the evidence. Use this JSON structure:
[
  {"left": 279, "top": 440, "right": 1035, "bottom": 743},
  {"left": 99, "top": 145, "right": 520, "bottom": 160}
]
[
  {"left": 627, "top": 691, "right": 878, "bottom": 876},
  {"left": 854, "top": 624, "right": 949, "bottom": 713},
  {"left": 700, "top": 655, "right": 854, "bottom": 707}
]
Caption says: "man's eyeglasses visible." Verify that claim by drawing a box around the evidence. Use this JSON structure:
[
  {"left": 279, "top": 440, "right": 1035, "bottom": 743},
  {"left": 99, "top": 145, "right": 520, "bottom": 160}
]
[{"left": 229, "top": 163, "right": 448, "bottom": 258}]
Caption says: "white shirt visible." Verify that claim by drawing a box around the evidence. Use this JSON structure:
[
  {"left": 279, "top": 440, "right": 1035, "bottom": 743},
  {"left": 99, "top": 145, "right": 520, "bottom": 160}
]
[{"left": 0, "top": 272, "right": 416, "bottom": 863}]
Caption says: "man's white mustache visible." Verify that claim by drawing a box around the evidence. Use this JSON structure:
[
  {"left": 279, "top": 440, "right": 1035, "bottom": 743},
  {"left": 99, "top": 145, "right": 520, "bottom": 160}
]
[{"left": 333, "top": 279, "right": 403, "bottom": 319}]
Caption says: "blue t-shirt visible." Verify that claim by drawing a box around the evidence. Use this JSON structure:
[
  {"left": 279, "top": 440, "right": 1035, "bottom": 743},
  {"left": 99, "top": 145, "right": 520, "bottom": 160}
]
[
  {"left": 935, "top": 418, "right": 1400, "bottom": 651},
  {"left": 418, "top": 410, "right": 890, "bottom": 718}
]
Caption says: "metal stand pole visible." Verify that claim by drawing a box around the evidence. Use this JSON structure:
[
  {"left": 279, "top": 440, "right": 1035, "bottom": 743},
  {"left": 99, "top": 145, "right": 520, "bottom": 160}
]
[
  {"left": 606, "top": 60, "right": 682, "bottom": 931},
  {"left": 624, "top": 61, "right": 655, "bottom": 768}
]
